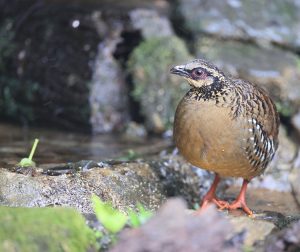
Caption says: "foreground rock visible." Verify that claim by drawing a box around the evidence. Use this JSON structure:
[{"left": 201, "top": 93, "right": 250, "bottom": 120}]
[
  {"left": 0, "top": 162, "right": 166, "bottom": 213},
  {"left": 0, "top": 151, "right": 215, "bottom": 212},
  {"left": 0, "top": 206, "right": 96, "bottom": 252},
  {"left": 110, "top": 198, "right": 237, "bottom": 252}
]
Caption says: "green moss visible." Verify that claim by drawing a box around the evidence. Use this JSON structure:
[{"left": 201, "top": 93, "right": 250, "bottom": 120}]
[
  {"left": 0, "top": 206, "right": 97, "bottom": 252},
  {"left": 127, "top": 36, "right": 191, "bottom": 132},
  {"left": 275, "top": 101, "right": 295, "bottom": 118}
]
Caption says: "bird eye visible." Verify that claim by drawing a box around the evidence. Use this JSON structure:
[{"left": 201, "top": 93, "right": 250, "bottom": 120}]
[{"left": 192, "top": 68, "right": 203, "bottom": 78}]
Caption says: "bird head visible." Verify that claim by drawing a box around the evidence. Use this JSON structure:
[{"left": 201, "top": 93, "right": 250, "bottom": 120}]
[{"left": 170, "top": 59, "right": 227, "bottom": 88}]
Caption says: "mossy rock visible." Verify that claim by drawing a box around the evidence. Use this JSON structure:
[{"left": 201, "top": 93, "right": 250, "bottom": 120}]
[
  {"left": 127, "top": 36, "right": 192, "bottom": 133},
  {"left": 0, "top": 206, "right": 97, "bottom": 252}
]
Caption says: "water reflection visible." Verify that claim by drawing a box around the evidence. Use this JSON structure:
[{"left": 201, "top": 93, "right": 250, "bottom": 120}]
[{"left": 0, "top": 123, "right": 171, "bottom": 167}]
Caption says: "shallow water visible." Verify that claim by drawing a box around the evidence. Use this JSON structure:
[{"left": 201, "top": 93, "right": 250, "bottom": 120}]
[{"left": 0, "top": 123, "right": 171, "bottom": 167}]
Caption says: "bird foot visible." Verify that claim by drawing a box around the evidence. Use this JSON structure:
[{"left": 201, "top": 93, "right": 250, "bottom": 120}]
[
  {"left": 201, "top": 197, "right": 229, "bottom": 210},
  {"left": 226, "top": 199, "right": 254, "bottom": 217}
]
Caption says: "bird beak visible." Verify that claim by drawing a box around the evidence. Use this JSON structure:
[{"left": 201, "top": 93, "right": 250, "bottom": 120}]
[{"left": 170, "top": 65, "right": 189, "bottom": 78}]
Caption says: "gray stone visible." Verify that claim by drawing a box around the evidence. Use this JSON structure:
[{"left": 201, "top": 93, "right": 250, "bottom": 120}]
[
  {"left": 0, "top": 162, "right": 166, "bottom": 213},
  {"left": 227, "top": 216, "right": 276, "bottom": 247},
  {"left": 89, "top": 28, "right": 129, "bottom": 133},
  {"left": 289, "top": 150, "right": 300, "bottom": 206},
  {"left": 110, "top": 198, "right": 236, "bottom": 252},
  {"left": 129, "top": 9, "right": 174, "bottom": 39},
  {"left": 264, "top": 220, "right": 300, "bottom": 252},
  {"left": 150, "top": 153, "right": 213, "bottom": 207},
  {"left": 292, "top": 111, "right": 300, "bottom": 134},
  {"left": 195, "top": 37, "right": 300, "bottom": 112},
  {"left": 178, "top": 0, "right": 300, "bottom": 50}
]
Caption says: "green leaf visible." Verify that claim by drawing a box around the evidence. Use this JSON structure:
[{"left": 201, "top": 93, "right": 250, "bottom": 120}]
[
  {"left": 91, "top": 195, "right": 128, "bottom": 233},
  {"left": 136, "top": 203, "right": 153, "bottom": 225},
  {"left": 127, "top": 203, "right": 153, "bottom": 228},
  {"left": 18, "top": 138, "right": 39, "bottom": 167},
  {"left": 127, "top": 209, "right": 141, "bottom": 228},
  {"left": 18, "top": 158, "right": 36, "bottom": 167}
]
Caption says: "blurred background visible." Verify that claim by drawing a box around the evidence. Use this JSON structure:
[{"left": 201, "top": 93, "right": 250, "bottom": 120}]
[{"left": 0, "top": 0, "right": 300, "bottom": 167}]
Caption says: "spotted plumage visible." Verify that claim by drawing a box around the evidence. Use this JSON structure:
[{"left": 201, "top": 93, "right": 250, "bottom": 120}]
[{"left": 170, "top": 59, "right": 280, "bottom": 215}]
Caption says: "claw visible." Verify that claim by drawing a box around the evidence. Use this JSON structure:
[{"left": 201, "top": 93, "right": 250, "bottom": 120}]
[{"left": 226, "top": 179, "right": 254, "bottom": 217}]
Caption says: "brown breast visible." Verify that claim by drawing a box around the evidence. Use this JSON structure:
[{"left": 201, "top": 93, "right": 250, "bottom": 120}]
[{"left": 173, "top": 80, "right": 279, "bottom": 180}]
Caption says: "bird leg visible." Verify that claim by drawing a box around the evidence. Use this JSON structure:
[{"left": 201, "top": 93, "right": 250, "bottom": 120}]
[
  {"left": 226, "top": 179, "right": 253, "bottom": 216},
  {"left": 200, "top": 173, "right": 229, "bottom": 210}
]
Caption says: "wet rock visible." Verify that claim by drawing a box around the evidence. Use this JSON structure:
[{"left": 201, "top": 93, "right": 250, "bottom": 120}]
[
  {"left": 110, "top": 198, "right": 237, "bottom": 252},
  {"left": 0, "top": 206, "right": 96, "bottom": 252},
  {"left": 195, "top": 37, "right": 300, "bottom": 112},
  {"left": 0, "top": 162, "right": 166, "bottom": 213},
  {"left": 89, "top": 19, "right": 129, "bottom": 133},
  {"left": 0, "top": 2, "right": 101, "bottom": 130},
  {"left": 128, "top": 36, "right": 192, "bottom": 132},
  {"left": 149, "top": 152, "right": 229, "bottom": 207},
  {"left": 225, "top": 187, "right": 300, "bottom": 217},
  {"left": 289, "top": 150, "right": 300, "bottom": 206},
  {"left": 227, "top": 216, "right": 276, "bottom": 247},
  {"left": 264, "top": 220, "right": 300, "bottom": 252},
  {"left": 177, "top": 0, "right": 300, "bottom": 50}
]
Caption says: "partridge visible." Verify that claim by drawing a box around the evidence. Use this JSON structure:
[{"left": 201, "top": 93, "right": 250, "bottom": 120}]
[{"left": 170, "top": 59, "right": 279, "bottom": 216}]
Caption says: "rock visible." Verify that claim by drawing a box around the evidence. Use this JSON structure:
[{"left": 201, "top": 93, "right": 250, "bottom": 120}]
[
  {"left": 126, "top": 7, "right": 192, "bottom": 133},
  {"left": 0, "top": 162, "right": 166, "bottom": 213},
  {"left": 0, "top": 2, "right": 102, "bottom": 131},
  {"left": 89, "top": 21, "right": 129, "bottom": 133},
  {"left": 110, "top": 198, "right": 237, "bottom": 252},
  {"left": 150, "top": 152, "right": 229, "bottom": 207},
  {"left": 264, "top": 220, "right": 300, "bottom": 252},
  {"left": 129, "top": 9, "right": 174, "bottom": 39},
  {"left": 225, "top": 187, "right": 300, "bottom": 217},
  {"left": 227, "top": 216, "right": 276, "bottom": 247},
  {"left": 177, "top": 0, "right": 300, "bottom": 50},
  {"left": 289, "top": 150, "right": 300, "bottom": 206},
  {"left": 128, "top": 36, "right": 192, "bottom": 132},
  {"left": 123, "top": 122, "right": 147, "bottom": 141},
  {"left": 291, "top": 111, "right": 300, "bottom": 135},
  {"left": 195, "top": 37, "right": 300, "bottom": 113},
  {"left": 0, "top": 206, "right": 96, "bottom": 252}
]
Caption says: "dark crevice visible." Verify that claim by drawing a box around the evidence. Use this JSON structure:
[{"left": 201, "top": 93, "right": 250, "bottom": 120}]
[{"left": 113, "top": 30, "right": 145, "bottom": 123}]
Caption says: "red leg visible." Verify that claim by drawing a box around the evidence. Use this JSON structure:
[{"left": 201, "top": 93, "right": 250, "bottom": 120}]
[
  {"left": 227, "top": 179, "right": 253, "bottom": 216},
  {"left": 200, "top": 173, "right": 229, "bottom": 210}
]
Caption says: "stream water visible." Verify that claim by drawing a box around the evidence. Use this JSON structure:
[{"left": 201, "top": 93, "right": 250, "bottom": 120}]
[{"left": 0, "top": 123, "right": 171, "bottom": 167}]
